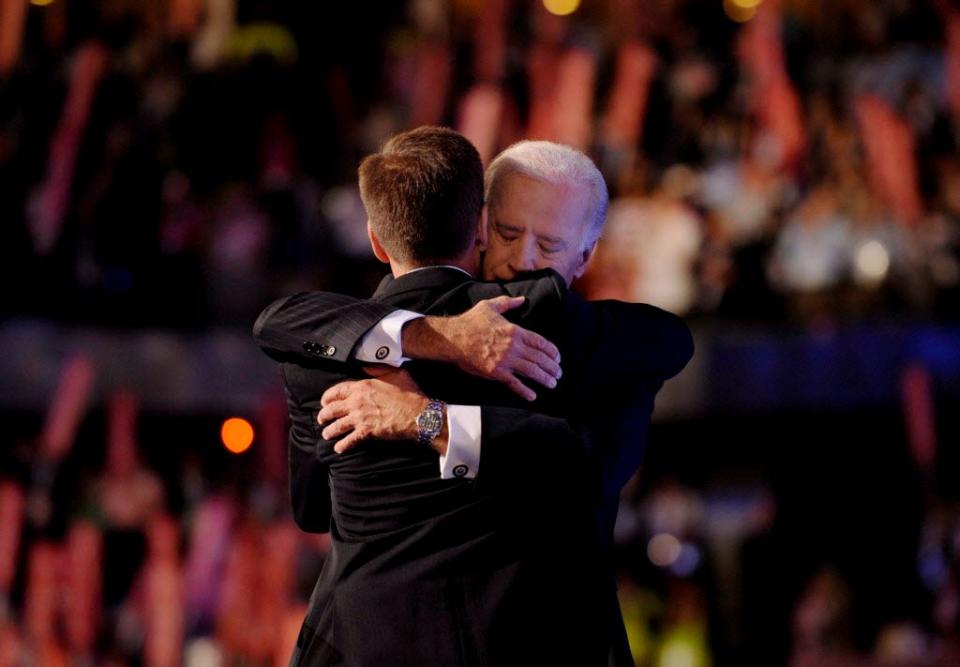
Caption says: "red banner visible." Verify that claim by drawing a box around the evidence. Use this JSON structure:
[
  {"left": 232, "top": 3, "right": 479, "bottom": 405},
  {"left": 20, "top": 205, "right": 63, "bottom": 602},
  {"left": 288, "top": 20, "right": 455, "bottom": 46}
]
[
  {"left": 457, "top": 84, "right": 505, "bottom": 166},
  {"left": 0, "top": 482, "right": 24, "bottom": 596},
  {"left": 947, "top": 12, "right": 960, "bottom": 117},
  {"left": 144, "top": 515, "right": 184, "bottom": 667},
  {"left": 854, "top": 95, "right": 923, "bottom": 226},
  {"left": 737, "top": 0, "right": 805, "bottom": 170},
  {"left": 900, "top": 363, "right": 937, "bottom": 475},
  {"left": 63, "top": 521, "right": 102, "bottom": 654},
  {"left": 601, "top": 41, "right": 657, "bottom": 149},
  {"left": 0, "top": 0, "right": 27, "bottom": 74},
  {"left": 41, "top": 354, "right": 96, "bottom": 463}
]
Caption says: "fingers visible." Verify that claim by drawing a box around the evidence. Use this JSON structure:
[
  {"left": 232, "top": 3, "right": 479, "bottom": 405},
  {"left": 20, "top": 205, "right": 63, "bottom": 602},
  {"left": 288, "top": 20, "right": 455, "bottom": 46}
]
[
  {"left": 494, "top": 370, "right": 537, "bottom": 402},
  {"left": 321, "top": 381, "right": 357, "bottom": 407},
  {"left": 522, "top": 330, "right": 561, "bottom": 364},
  {"left": 321, "top": 414, "right": 356, "bottom": 441},
  {"left": 317, "top": 399, "right": 350, "bottom": 425},
  {"left": 333, "top": 430, "right": 365, "bottom": 454},
  {"left": 511, "top": 358, "right": 558, "bottom": 390},
  {"left": 521, "top": 347, "right": 562, "bottom": 382},
  {"left": 485, "top": 295, "right": 525, "bottom": 314}
]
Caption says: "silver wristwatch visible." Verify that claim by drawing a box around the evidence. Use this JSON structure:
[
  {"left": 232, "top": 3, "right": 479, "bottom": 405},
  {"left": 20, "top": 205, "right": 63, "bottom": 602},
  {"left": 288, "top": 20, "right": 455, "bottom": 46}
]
[{"left": 416, "top": 399, "right": 445, "bottom": 446}]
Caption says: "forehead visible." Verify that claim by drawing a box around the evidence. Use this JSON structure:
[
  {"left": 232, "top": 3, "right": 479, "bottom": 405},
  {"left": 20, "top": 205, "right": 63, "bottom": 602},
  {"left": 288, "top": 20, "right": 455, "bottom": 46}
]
[{"left": 491, "top": 172, "right": 591, "bottom": 233}]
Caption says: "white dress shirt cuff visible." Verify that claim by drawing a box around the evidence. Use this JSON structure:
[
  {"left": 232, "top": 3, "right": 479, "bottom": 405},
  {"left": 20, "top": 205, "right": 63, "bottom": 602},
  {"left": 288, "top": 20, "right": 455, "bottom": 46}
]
[
  {"left": 439, "top": 405, "right": 481, "bottom": 480},
  {"left": 354, "top": 310, "right": 422, "bottom": 366}
]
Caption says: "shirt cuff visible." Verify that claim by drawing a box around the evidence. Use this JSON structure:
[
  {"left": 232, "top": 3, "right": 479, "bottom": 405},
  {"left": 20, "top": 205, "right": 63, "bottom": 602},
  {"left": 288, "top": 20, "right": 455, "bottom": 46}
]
[
  {"left": 355, "top": 310, "right": 422, "bottom": 367},
  {"left": 439, "top": 405, "right": 481, "bottom": 480}
]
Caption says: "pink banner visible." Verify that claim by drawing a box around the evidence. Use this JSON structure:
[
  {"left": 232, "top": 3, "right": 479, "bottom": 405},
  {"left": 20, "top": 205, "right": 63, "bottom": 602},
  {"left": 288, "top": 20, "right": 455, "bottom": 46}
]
[
  {"left": 63, "top": 521, "right": 102, "bottom": 654},
  {"left": 217, "top": 526, "right": 259, "bottom": 659},
  {"left": 260, "top": 521, "right": 298, "bottom": 619},
  {"left": 526, "top": 43, "right": 561, "bottom": 140},
  {"left": 601, "top": 41, "right": 657, "bottom": 149},
  {"left": 410, "top": 41, "right": 452, "bottom": 128},
  {"left": 551, "top": 49, "right": 597, "bottom": 150},
  {"left": 29, "top": 41, "right": 107, "bottom": 254},
  {"left": 41, "top": 354, "right": 96, "bottom": 463},
  {"left": 25, "top": 543, "right": 59, "bottom": 644},
  {"left": 184, "top": 496, "right": 235, "bottom": 624},
  {"left": 737, "top": 0, "right": 805, "bottom": 169},
  {"left": 854, "top": 95, "right": 923, "bottom": 226},
  {"left": 457, "top": 84, "right": 505, "bottom": 166},
  {"left": 144, "top": 515, "right": 183, "bottom": 667}
]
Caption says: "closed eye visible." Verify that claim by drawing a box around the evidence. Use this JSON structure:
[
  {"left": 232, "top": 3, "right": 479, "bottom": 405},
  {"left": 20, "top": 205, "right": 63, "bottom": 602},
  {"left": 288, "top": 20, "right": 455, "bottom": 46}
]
[{"left": 495, "top": 224, "right": 521, "bottom": 242}]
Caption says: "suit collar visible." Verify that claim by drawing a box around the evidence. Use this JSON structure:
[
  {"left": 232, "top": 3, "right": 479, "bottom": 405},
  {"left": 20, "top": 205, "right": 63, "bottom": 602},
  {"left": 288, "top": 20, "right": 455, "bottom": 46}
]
[{"left": 373, "top": 266, "right": 474, "bottom": 301}]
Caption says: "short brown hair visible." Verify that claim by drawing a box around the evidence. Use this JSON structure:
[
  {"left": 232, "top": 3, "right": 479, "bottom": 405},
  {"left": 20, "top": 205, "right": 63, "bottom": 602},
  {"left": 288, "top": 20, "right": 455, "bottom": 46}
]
[{"left": 358, "top": 126, "right": 484, "bottom": 265}]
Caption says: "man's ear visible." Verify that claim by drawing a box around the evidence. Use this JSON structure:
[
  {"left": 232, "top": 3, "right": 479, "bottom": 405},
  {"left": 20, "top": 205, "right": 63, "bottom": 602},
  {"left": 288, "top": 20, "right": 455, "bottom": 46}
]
[
  {"left": 367, "top": 222, "right": 390, "bottom": 264},
  {"left": 572, "top": 239, "right": 598, "bottom": 280},
  {"left": 476, "top": 207, "right": 489, "bottom": 252}
]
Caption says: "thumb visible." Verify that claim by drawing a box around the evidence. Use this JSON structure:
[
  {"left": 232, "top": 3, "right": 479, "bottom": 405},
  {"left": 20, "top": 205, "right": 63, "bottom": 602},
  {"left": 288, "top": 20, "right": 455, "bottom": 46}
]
[{"left": 486, "top": 295, "right": 525, "bottom": 314}]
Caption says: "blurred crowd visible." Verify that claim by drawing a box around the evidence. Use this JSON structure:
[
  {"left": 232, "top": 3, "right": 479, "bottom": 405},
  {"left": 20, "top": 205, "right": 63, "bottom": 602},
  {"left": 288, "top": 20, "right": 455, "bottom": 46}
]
[
  {"left": 2, "top": 0, "right": 960, "bottom": 328},
  {"left": 2, "top": 359, "right": 959, "bottom": 666},
  {"left": 3, "top": 0, "right": 960, "bottom": 665}
]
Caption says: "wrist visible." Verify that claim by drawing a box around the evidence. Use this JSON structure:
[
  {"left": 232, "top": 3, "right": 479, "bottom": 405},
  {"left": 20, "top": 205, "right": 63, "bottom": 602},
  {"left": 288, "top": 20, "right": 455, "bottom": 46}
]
[{"left": 403, "top": 317, "right": 457, "bottom": 363}]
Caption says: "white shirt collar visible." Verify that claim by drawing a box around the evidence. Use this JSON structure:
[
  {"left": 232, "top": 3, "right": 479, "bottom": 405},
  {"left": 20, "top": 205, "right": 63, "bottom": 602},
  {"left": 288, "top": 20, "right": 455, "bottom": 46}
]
[{"left": 405, "top": 265, "right": 473, "bottom": 278}]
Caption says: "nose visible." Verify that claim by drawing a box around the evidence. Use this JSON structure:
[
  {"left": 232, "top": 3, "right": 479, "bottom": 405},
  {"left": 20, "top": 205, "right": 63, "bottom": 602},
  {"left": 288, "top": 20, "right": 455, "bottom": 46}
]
[{"left": 508, "top": 236, "right": 538, "bottom": 273}]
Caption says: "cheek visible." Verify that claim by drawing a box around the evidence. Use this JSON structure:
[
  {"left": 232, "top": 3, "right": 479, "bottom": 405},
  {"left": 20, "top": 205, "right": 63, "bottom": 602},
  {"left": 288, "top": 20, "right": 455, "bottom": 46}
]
[
  {"left": 544, "top": 251, "right": 577, "bottom": 275},
  {"left": 484, "top": 242, "right": 510, "bottom": 267}
]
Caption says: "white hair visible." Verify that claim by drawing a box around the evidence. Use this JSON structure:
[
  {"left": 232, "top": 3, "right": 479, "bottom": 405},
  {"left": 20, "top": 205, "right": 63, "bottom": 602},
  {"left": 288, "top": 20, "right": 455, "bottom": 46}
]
[{"left": 485, "top": 140, "right": 609, "bottom": 249}]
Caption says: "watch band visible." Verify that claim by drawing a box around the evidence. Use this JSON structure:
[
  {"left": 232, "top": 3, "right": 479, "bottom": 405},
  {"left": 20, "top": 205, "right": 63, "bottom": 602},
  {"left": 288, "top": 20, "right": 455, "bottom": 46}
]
[{"left": 416, "top": 399, "right": 445, "bottom": 446}]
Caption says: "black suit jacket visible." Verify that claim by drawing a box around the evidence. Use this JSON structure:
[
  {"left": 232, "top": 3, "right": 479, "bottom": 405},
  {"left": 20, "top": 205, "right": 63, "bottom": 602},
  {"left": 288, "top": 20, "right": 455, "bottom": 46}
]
[{"left": 254, "top": 267, "right": 693, "bottom": 666}]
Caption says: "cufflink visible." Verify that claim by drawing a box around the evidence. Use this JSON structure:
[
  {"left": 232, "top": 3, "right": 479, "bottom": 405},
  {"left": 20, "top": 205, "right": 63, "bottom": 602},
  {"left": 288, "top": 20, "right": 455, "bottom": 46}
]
[
  {"left": 453, "top": 464, "right": 469, "bottom": 478},
  {"left": 375, "top": 346, "right": 390, "bottom": 360}
]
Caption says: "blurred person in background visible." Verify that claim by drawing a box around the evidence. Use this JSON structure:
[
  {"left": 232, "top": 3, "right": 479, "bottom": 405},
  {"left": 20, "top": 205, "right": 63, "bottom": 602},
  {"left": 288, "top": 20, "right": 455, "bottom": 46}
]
[{"left": 254, "top": 128, "right": 692, "bottom": 665}]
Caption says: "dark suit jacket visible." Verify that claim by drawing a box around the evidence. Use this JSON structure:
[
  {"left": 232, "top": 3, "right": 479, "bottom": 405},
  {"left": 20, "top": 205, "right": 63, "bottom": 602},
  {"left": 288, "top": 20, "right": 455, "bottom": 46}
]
[{"left": 254, "top": 267, "right": 693, "bottom": 666}]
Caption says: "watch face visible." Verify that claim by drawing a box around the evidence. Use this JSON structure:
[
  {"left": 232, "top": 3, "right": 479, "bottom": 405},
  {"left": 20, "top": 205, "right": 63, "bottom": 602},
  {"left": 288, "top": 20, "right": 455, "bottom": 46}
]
[{"left": 417, "top": 410, "right": 443, "bottom": 437}]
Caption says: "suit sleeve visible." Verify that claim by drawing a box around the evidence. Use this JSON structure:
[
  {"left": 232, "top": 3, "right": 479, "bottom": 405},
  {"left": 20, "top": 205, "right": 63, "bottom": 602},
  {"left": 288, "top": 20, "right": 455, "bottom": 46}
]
[
  {"left": 461, "top": 269, "right": 694, "bottom": 390},
  {"left": 253, "top": 291, "right": 398, "bottom": 364},
  {"left": 558, "top": 293, "right": 695, "bottom": 388},
  {"left": 472, "top": 407, "right": 595, "bottom": 500},
  {"left": 282, "top": 367, "right": 333, "bottom": 533}
]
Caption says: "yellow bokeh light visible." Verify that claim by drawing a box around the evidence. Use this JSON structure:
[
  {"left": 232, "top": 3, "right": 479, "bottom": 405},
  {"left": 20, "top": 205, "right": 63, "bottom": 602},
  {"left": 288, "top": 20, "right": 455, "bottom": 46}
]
[
  {"left": 221, "top": 417, "right": 254, "bottom": 454},
  {"left": 723, "top": 0, "right": 757, "bottom": 22},
  {"left": 30, "top": 0, "right": 56, "bottom": 6},
  {"left": 543, "top": 0, "right": 581, "bottom": 17},
  {"left": 729, "top": 0, "right": 763, "bottom": 8}
]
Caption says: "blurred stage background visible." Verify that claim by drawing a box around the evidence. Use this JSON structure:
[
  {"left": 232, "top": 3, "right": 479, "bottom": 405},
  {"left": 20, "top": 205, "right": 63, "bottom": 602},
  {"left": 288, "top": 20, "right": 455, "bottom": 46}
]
[{"left": 2, "top": 0, "right": 960, "bottom": 665}]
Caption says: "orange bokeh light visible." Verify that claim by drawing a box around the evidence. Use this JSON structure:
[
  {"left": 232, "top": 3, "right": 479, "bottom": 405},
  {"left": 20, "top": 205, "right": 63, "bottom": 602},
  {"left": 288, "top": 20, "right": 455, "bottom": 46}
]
[{"left": 221, "top": 417, "right": 254, "bottom": 454}]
